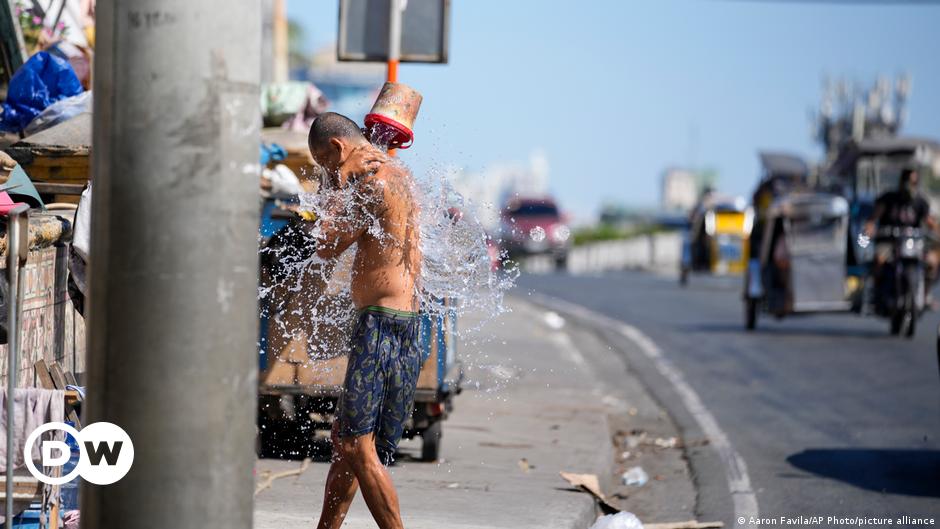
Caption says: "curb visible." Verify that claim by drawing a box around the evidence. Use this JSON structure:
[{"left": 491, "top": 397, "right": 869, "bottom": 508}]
[{"left": 518, "top": 291, "right": 745, "bottom": 527}]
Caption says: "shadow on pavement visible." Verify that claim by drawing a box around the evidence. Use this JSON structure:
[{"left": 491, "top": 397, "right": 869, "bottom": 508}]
[{"left": 787, "top": 448, "right": 940, "bottom": 497}]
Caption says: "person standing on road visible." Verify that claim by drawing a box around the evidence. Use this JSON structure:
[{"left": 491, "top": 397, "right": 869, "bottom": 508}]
[{"left": 305, "top": 112, "right": 423, "bottom": 529}]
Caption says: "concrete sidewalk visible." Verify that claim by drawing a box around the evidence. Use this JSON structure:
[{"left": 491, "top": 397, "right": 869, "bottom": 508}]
[{"left": 253, "top": 296, "right": 694, "bottom": 528}]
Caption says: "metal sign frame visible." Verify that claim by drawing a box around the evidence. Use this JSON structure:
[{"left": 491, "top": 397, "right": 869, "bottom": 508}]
[{"left": 337, "top": 0, "right": 450, "bottom": 64}]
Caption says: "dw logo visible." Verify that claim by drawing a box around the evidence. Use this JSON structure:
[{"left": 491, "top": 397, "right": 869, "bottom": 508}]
[{"left": 23, "top": 422, "right": 135, "bottom": 485}]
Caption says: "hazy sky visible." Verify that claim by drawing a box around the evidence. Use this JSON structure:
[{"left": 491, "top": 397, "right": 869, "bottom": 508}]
[{"left": 289, "top": 0, "right": 940, "bottom": 220}]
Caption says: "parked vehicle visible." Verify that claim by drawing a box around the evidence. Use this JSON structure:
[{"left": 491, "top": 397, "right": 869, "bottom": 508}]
[
  {"left": 680, "top": 196, "right": 752, "bottom": 285},
  {"left": 257, "top": 202, "right": 463, "bottom": 461},
  {"left": 499, "top": 197, "right": 571, "bottom": 270},
  {"left": 255, "top": 137, "right": 462, "bottom": 462}
]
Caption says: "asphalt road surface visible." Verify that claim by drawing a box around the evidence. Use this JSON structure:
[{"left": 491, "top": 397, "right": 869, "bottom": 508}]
[{"left": 519, "top": 270, "right": 940, "bottom": 526}]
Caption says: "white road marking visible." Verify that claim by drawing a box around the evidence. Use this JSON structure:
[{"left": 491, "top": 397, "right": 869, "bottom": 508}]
[
  {"left": 527, "top": 292, "right": 760, "bottom": 528},
  {"left": 550, "top": 331, "right": 590, "bottom": 370}
]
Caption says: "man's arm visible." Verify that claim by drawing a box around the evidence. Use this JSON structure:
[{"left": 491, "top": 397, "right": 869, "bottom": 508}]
[
  {"left": 921, "top": 199, "right": 940, "bottom": 238},
  {"left": 315, "top": 212, "right": 365, "bottom": 260},
  {"left": 313, "top": 171, "right": 388, "bottom": 260},
  {"left": 865, "top": 195, "right": 887, "bottom": 236},
  {"left": 925, "top": 215, "right": 940, "bottom": 234}
]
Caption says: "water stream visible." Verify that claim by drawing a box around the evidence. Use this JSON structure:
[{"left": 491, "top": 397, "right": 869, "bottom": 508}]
[{"left": 258, "top": 158, "right": 517, "bottom": 375}]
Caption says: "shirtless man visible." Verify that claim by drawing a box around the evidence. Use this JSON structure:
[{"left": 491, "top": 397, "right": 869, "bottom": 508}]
[{"left": 306, "top": 112, "right": 422, "bottom": 529}]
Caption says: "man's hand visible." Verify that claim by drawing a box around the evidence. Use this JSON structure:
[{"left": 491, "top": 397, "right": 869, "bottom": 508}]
[
  {"left": 341, "top": 145, "right": 386, "bottom": 183},
  {"left": 866, "top": 201, "right": 886, "bottom": 237},
  {"left": 926, "top": 216, "right": 940, "bottom": 239},
  {"left": 313, "top": 178, "right": 380, "bottom": 260}
]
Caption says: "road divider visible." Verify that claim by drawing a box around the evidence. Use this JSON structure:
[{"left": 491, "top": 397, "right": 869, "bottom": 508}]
[{"left": 524, "top": 232, "right": 682, "bottom": 274}]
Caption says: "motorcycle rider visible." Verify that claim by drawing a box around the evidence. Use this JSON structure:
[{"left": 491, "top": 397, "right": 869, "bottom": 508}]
[{"left": 864, "top": 168, "right": 940, "bottom": 305}]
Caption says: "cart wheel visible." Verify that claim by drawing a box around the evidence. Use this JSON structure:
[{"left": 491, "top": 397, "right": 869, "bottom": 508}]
[
  {"left": 421, "top": 420, "right": 442, "bottom": 462},
  {"left": 745, "top": 298, "right": 757, "bottom": 331}
]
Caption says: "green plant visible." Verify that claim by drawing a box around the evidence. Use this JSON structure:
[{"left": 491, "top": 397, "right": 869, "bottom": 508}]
[
  {"left": 16, "top": 1, "right": 67, "bottom": 52},
  {"left": 572, "top": 224, "right": 666, "bottom": 246}
]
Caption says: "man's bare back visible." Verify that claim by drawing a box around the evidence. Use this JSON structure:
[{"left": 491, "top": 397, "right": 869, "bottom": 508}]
[{"left": 315, "top": 144, "right": 421, "bottom": 312}]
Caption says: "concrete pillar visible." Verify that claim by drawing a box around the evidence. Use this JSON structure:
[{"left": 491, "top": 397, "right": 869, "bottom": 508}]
[{"left": 84, "top": 2, "right": 260, "bottom": 528}]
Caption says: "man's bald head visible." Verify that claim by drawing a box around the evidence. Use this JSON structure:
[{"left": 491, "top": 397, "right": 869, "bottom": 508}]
[{"left": 307, "top": 112, "right": 370, "bottom": 182}]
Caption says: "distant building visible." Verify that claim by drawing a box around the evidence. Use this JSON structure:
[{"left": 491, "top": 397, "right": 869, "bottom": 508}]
[{"left": 661, "top": 168, "right": 698, "bottom": 212}]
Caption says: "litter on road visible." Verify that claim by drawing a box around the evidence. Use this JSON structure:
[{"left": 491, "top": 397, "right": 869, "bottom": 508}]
[
  {"left": 622, "top": 466, "right": 650, "bottom": 487},
  {"left": 589, "top": 511, "right": 644, "bottom": 529},
  {"left": 254, "top": 458, "right": 310, "bottom": 496},
  {"left": 559, "top": 471, "right": 621, "bottom": 515}
]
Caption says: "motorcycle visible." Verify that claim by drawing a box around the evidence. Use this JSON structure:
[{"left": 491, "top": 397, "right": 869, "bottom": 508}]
[{"left": 864, "top": 226, "right": 926, "bottom": 337}]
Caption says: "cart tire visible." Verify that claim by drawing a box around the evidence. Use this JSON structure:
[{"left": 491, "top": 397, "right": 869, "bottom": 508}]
[
  {"left": 421, "top": 420, "right": 442, "bottom": 462},
  {"left": 745, "top": 298, "right": 757, "bottom": 331}
]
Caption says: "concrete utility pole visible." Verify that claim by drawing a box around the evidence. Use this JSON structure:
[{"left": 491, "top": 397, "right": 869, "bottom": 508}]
[{"left": 84, "top": 2, "right": 260, "bottom": 529}]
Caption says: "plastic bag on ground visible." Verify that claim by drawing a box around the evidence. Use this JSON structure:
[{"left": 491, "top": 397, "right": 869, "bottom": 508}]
[
  {"left": 589, "top": 512, "right": 644, "bottom": 529},
  {"left": 24, "top": 91, "right": 92, "bottom": 137},
  {"left": 0, "top": 51, "right": 84, "bottom": 133},
  {"left": 622, "top": 466, "right": 649, "bottom": 486}
]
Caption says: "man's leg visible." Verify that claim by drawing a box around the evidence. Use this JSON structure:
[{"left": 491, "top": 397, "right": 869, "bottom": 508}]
[
  {"left": 316, "top": 422, "right": 361, "bottom": 529},
  {"left": 337, "top": 433, "right": 404, "bottom": 529}
]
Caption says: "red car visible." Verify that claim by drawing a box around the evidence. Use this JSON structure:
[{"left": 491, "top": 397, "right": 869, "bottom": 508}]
[{"left": 499, "top": 197, "right": 571, "bottom": 269}]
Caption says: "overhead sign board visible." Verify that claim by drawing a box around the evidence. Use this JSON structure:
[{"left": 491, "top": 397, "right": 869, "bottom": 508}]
[{"left": 338, "top": 0, "right": 450, "bottom": 64}]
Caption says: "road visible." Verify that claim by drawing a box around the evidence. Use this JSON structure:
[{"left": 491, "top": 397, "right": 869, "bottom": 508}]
[{"left": 519, "top": 270, "right": 940, "bottom": 526}]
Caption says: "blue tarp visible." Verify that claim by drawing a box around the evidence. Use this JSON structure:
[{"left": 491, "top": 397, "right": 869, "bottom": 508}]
[{"left": 0, "top": 52, "right": 84, "bottom": 133}]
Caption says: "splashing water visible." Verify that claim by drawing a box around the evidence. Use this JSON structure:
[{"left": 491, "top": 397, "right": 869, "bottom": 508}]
[
  {"left": 256, "top": 157, "right": 521, "bottom": 459},
  {"left": 258, "top": 157, "right": 518, "bottom": 364},
  {"left": 413, "top": 168, "right": 518, "bottom": 325}
]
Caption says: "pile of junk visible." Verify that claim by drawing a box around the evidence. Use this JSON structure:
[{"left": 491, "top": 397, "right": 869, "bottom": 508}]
[{"left": 0, "top": 1, "right": 95, "bottom": 525}]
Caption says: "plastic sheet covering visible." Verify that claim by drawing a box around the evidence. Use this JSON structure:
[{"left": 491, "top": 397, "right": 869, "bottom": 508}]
[
  {"left": 24, "top": 91, "right": 92, "bottom": 137},
  {"left": 0, "top": 52, "right": 84, "bottom": 133}
]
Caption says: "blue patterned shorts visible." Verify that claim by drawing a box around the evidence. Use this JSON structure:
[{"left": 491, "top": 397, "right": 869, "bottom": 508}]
[{"left": 338, "top": 306, "right": 422, "bottom": 465}]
